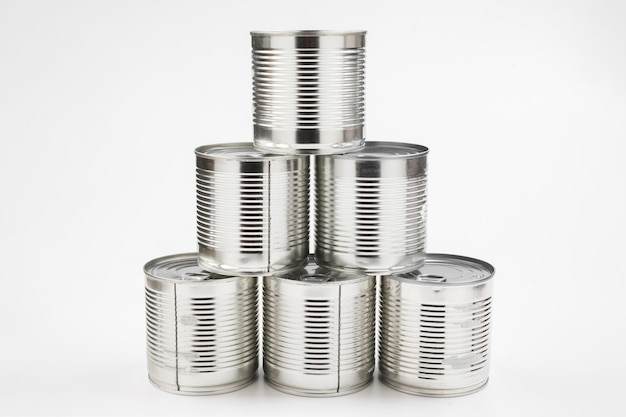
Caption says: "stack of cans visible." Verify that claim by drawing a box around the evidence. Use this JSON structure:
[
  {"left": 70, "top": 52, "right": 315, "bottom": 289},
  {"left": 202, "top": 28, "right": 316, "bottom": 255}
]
[{"left": 143, "top": 30, "right": 495, "bottom": 398}]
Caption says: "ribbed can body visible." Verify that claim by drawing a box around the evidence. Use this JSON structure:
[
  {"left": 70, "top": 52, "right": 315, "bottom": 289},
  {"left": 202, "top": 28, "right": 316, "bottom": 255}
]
[
  {"left": 251, "top": 30, "right": 366, "bottom": 155},
  {"left": 315, "top": 142, "right": 428, "bottom": 274},
  {"left": 144, "top": 254, "right": 259, "bottom": 395},
  {"left": 378, "top": 254, "right": 495, "bottom": 397},
  {"left": 263, "top": 259, "right": 376, "bottom": 396},
  {"left": 196, "top": 143, "right": 309, "bottom": 276}
]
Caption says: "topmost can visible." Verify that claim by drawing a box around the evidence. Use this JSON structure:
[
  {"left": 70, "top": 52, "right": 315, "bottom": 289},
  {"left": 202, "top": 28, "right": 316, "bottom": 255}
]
[{"left": 251, "top": 30, "right": 366, "bottom": 155}]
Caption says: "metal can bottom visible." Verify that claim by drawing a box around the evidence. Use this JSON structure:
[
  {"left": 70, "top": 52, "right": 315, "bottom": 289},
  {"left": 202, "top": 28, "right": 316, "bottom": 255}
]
[
  {"left": 148, "top": 373, "right": 258, "bottom": 396},
  {"left": 253, "top": 137, "right": 365, "bottom": 155},
  {"left": 264, "top": 375, "right": 372, "bottom": 398},
  {"left": 198, "top": 250, "right": 308, "bottom": 277},
  {"left": 379, "top": 374, "right": 488, "bottom": 398},
  {"left": 316, "top": 254, "right": 426, "bottom": 276}
]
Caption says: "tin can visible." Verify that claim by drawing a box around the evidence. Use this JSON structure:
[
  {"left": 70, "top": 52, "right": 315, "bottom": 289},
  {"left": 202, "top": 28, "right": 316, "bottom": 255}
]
[
  {"left": 315, "top": 141, "right": 428, "bottom": 274},
  {"left": 144, "top": 253, "right": 259, "bottom": 395},
  {"left": 196, "top": 143, "right": 309, "bottom": 276},
  {"left": 263, "top": 256, "right": 376, "bottom": 396},
  {"left": 379, "top": 254, "right": 495, "bottom": 397},
  {"left": 251, "top": 30, "right": 366, "bottom": 155}
]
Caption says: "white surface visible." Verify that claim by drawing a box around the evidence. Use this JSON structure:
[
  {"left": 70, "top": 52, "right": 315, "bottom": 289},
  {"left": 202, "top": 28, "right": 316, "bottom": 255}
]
[{"left": 1, "top": 0, "right": 625, "bottom": 415}]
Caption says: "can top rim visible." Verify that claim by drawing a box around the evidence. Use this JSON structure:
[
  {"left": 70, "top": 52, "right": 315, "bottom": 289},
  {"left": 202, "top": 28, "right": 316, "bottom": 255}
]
[
  {"left": 251, "top": 30, "right": 366, "bottom": 37},
  {"left": 326, "top": 141, "right": 429, "bottom": 160},
  {"left": 388, "top": 253, "right": 495, "bottom": 285},
  {"left": 144, "top": 253, "right": 239, "bottom": 282},
  {"left": 272, "top": 255, "right": 371, "bottom": 284},
  {"left": 195, "top": 143, "right": 306, "bottom": 161}
]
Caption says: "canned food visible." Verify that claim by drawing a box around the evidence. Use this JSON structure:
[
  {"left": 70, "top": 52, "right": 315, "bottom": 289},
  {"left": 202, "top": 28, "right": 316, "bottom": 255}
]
[
  {"left": 251, "top": 30, "right": 366, "bottom": 155},
  {"left": 379, "top": 254, "right": 495, "bottom": 397},
  {"left": 263, "top": 256, "right": 376, "bottom": 396},
  {"left": 144, "top": 253, "right": 259, "bottom": 395},
  {"left": 196, "top": 143, "right": 309, "bottom": 276},
  {"left": 315, "top": 141, "right": 428, "bottom": 274}
]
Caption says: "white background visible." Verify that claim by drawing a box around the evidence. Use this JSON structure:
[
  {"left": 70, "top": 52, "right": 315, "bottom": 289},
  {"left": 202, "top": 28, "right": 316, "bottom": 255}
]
[{"left": 1, "top": 0, "right": 625, "bottom": 415}]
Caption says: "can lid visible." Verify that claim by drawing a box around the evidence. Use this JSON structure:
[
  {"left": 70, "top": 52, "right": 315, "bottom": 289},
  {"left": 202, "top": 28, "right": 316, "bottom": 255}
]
[
  {"left": 391, "top": 254, "right": 494, "bottom": 285},
  {"left": 195, "top": 143, "right": 300, "bottom": 162},
  {"left": 275, "top": 255, "right": 369, "bottom": 284},
  {"left": 330, "top": 141, "right": 428, "bottom": 160},
  {"left": 251, "top": 29, "right": 366, "bottom": 37},
  {"left": 250, "top": 30, "right": 366, "bottom": 50},
  {"left": 144, "top": 253, "right": 228, "bottom": 281}
]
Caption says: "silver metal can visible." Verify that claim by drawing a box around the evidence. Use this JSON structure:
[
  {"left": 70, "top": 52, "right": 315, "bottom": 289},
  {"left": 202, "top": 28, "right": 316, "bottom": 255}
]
[
  {"left": 379, "top": 254, "right": 495, "bottom": 397},
  {"left": 144, "top": 253, "right": 259, "bottom": 395},
  {"left": 315, "top": 141, "right": 428, "bottom": 274},
  {"left": 196, "top": 143, "right": 309, "bottom": 276},
  {"left": 251, "top": 30, "right": 366, "bottom": 155},
  {"left": 263, "top": 256, "right": 376, "bottom": 396}
]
